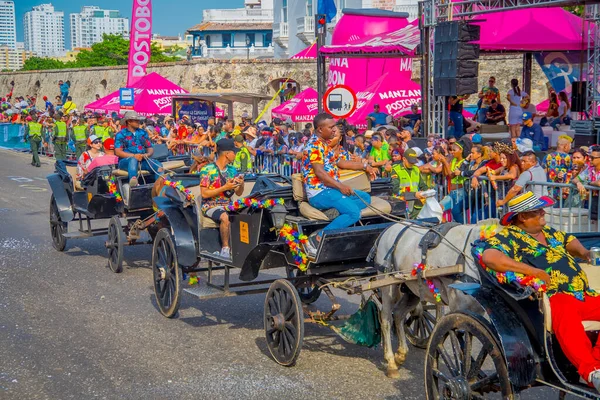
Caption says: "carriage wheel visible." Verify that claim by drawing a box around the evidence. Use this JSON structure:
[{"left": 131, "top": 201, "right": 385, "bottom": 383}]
[
  {"left": 264, "top": 279, "right": 304, "bottom": 366},
  {"left": 405, "top": 302, "right": 443, "bottom": 349},
  {"left": 107, "top": 216, "right": 124, "bottom": 273},
  {"left": 152, "top": 228, "right": 182, "bottom": 318},
  {"left": 286, "top": 267, "right": 321, "bottom": 304},
  {"left": 425, "top": 313, "right": 513, "bottom": 399},
  {"left": 49, "top": 195, "right": 67, "bottom": 252}
]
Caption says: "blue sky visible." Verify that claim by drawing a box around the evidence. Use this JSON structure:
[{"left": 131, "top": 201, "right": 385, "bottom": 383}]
[{"left": 15, "top": 0, "right": 243, "bottom": 48}]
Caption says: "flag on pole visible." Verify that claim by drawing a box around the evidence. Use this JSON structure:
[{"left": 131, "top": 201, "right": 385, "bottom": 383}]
[{"left": 318, "top": 0, "right": 338, "bottom": 23}]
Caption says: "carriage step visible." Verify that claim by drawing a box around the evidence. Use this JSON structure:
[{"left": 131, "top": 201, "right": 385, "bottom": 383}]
[
  {"left": 62, "top": 228, "right": 108, "bottom": 238},
  {"left": 183, "top": 280, "right": 269, "bottom": 300},
  {"left": 183, "top": 282, "right": 232, "bottom": 300}
]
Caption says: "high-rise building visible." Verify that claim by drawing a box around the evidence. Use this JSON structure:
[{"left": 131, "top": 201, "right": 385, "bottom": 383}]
[
  {"left": 70, "top": 6, "right": 129, "bottom": 49},
  {"left": 0, "top": 1, "right": 16, "bottom": 49},
  {"left": 23, "top": 4, "right": 65, "bottom": 57},
  {"left": 0, "top": 42, "right": 36, "bottom": 71}
]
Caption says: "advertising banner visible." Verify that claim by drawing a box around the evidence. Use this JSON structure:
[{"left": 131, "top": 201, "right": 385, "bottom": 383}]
[
  {"left": 127, "top": 0, "right": 153, "bottom": 86},
  {"left": 534, "top": 51, "right": 584, "bottom": 93},
  {"left": 174, "top": 99, "right": 216, "bottom": 129}
]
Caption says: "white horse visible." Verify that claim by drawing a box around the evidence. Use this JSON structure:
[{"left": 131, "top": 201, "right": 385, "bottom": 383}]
[{"left": 372, "top": 219, "right": 501, "bottom": 378}]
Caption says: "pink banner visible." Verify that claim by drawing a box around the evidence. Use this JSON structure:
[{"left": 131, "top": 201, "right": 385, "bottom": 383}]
[{"left": 127, "top": 0, "right": 152, "bottom": 87}]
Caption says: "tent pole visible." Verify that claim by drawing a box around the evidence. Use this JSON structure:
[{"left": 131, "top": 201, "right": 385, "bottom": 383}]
[
  {"left": 523, "top": 52, "right": 532, "bottom": 96},
  {"left": 316, "top": 14, "right": 327, "bottom": 114}
]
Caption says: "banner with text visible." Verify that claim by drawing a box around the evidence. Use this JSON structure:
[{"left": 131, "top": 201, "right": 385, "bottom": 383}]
[{"left": 127, "top": 0, "right": 153, "bottom": 87}]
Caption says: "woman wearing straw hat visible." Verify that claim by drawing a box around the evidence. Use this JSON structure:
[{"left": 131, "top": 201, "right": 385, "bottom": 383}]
[{"left": 475, "top": 191, "right": 600, "bottom": 392}]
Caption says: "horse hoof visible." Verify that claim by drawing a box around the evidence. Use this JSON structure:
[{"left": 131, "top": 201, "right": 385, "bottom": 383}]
[
  {"left": 386, "top": 367, "right": 401, "bottom": 379},
  {"left": 395, "top": 353, "right": 407, "bottom": 366}
]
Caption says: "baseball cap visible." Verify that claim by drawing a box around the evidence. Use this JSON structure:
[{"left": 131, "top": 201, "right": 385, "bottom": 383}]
[
  {"left": 216, "top": 138, "right": 239, "bottom": 153},
  {"left": 471, "top": 133, "right": 482, "bottom": 144},
  {"left": 234, "top": 134, "right": 245, "bottom": 143},
  {"left": 522, "top": 112, "right": 532, "bottom": 121},
  {"left": 103, "top": 137, "right": 115, "bottom": 151},
  {"left": 241, "top": 112, "right": 250, "bottom": 119},
  {"left": 273, "top": 117, "right": 283, "bottom": 126},
  {"left": 404, "top": 148, "right": 418, "bottom": 164},
  {"left": 87, "top": 134, "right": 100, "bottom": 145}
]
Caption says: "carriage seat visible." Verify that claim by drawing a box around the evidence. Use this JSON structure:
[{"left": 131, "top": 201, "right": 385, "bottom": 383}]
[
  {"left": 543, "top": 264, "right": 600, "bottom": 332},
  {"left": 161, "top": 160, "right": 186, "bottom": 171},
  {"left": 291, "top": 171, "right": 392, "bottom": 221},
  {"left": 112, "top": 169, "right": 151, "bottom": 178},
  {"left": 66, "top": 165, "right": 84, "bottom": 192}
]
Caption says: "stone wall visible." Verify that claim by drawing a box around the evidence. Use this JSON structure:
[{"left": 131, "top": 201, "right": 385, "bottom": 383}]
[
  {"left": 0, "top": 59, "right": 318, "bottom": 119},
  {"left": 0, "top": 55, "right": 550, "bottom": 120}
]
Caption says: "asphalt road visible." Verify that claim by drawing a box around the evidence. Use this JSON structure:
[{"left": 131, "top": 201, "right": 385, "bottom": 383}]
[{"left": 0, "top": 149, "right": 558, "bottom": 399}]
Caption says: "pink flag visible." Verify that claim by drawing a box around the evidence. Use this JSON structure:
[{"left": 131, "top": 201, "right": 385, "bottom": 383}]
[{"left": 127, "top": 0, "right": 153, "bottom": 87}]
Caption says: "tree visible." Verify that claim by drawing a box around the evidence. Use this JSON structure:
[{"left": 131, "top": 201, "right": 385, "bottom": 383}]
[
  {"left": 21, "top": 57, "right": 73, "bottom": 71},
  {"left": 20, "top": 34, "right": 179, "bottom": 70}
]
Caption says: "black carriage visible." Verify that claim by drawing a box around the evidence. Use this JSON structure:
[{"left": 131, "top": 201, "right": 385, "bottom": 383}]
[
  {"left": 150, "top": 169, "right": 408, "bottom": 366},
  {"left": 423, "top": 233, "right": 600, "bottom": 400},
  {"left": 47, "top": 144, "right": 189, "bottom": 273}
]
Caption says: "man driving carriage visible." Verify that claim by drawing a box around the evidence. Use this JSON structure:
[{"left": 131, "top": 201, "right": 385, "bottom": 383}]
[
  {"left": 199, "top": 138, "right": 245, "bottom": 259},
  {"left": 476, "top": 191, "right": 600, "bottom": 391},
  {"left": 114, "top": 111, "right": 163, "bottom": 187},
  {"left": 303, "top": 113, "right": 377, "bottom": 255}
]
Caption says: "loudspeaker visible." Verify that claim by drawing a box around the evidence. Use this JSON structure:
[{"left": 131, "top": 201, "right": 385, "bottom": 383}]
[
  {"left": 435, "top": 78, "right": 478, "bottom": 97},
  {"left": 571, "top": 81, "right": 588, "bottom": 112},
  {"left": 433, "top": 21, "right": 480, "bottom": 97}
]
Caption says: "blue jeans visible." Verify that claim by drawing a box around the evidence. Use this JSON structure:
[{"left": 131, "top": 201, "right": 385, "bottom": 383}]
[
  {"left": 309, "top": 189, "right": 370, "bottom": 234},
  {"left": 61, "top": 92, "right": 68, "bottom": 104},
  {"left": 477, "top": 108, "right": 487, "bottom": 123},
  {"left": 439, "top": 189, "right": 465, "bottom": 223},
  {"left": 449, "top": 111, "right": 464, "bottom": 138},
  {"left": 118, "top": 157, "right": 163, "bottom": 180},
  {"left": 550, "top": 116, "right": 571, "bottom": 130}
]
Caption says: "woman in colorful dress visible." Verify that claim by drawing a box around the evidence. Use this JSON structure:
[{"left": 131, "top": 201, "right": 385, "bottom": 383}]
[{"left": 77, "top": 134, "right": 104, "bottom": 179}]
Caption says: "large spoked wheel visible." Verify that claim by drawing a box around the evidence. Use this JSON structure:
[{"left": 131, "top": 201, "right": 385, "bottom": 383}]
[
  {"left": 49, "top": 195, "right": 67, "bottom": 252},
  {"left": 264, "top": 279, "right": 304, "bottom": 366},
  {"left": 107, "top": 216, "right": 124, "bottom": 273},
  {"left": 152, "top": 228, "right": 182, "bottom": 318},
  {"left": 405, "top": 301, "right": 443, "bottom": 349},
  {"left": 286, "top": 267, "right": 321, "bottom": 304},
  {"left": 425, "top": 313, "right": 513, "bottom": 399}
]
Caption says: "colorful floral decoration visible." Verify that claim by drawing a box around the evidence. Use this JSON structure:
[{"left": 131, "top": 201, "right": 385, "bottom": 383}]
[
  {"left": 225, "top": 197, "right": 285, "bottom": 212},
  {"left": 279, "top": 224, "right": 309, "bottom": 271},
  {"left": 475, "top": 224, "right": 547, "bottom": 292},
  {"left": 412, "top": 263, "right": 442, "bottom": 302},
  {"left": 107, "top": 176, "right": 123, "bottom": 203},
  {"left": 164, "top": 179, "right": 194, "bottom": 202}
]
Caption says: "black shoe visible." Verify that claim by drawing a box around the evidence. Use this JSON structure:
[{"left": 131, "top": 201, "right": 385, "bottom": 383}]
[{"left": 35, "top": 164, "right": 41, "bottom": 168}]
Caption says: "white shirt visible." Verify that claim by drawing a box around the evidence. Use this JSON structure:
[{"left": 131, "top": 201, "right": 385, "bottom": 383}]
[{"left": 558, "top": 100, "right": 569, "bottom": 117}]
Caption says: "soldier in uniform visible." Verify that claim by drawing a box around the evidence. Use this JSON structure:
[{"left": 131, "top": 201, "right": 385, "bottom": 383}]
[
  {"left": 72, "top": 117, "right": 88, "bottom": 159},
  {"left": 25, "top": 114, "right": 45, "bottom": 167},
  {"left": 53, "top": 114, "right": 69, "bottom": 161}
]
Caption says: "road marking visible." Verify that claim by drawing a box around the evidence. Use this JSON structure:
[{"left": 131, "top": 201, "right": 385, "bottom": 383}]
[
  {"left": 7, "top": 176, "right": 33, "bottom": 183},
  {"left": 18, "top": 184, "right": 47, "bottom": 192}
]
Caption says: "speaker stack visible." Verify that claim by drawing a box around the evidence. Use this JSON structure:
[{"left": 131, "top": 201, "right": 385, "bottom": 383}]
[{"left": 433, "top": 22, "right": 480, "bottom": 97}]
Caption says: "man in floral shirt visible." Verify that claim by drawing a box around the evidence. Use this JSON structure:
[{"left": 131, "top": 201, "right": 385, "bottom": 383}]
[
  {"left": 543, "top": 135, "right": 572, "bottom": 202},
  {"left": 475, "top": 191, "right": 600, "bottom": 391},
  {"left": 199, "top": 138, "right": 245, "bottom": 259},
  {"left": 302, "top": 113, "right": 377, "bottom": 255},
  {"left": 576, "top": 145, "right": 600, "bottom": 220},
  {"left": 114, "top": 111, "right": 163, "bottom": 187}
]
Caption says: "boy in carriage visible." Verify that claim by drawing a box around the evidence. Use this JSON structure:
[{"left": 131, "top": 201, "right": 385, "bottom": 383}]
[{"left": 476, "top": 191, "right": 600, "bottom": 391}]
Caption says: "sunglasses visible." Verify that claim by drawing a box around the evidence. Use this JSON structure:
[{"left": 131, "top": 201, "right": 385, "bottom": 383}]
[{"left": 92, "top": 140, "right": 102, "bottom": 144}]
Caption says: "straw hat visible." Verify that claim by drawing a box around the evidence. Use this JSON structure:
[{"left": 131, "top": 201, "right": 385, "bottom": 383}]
[
  {"left": 500, "top": 191, "right": 555, "bottom": 226},
  {"left": 364, "top": 130, "right": 375, "bottom": 139}
]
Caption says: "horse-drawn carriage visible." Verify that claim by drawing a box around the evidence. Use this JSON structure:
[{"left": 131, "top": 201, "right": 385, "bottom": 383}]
[
  {"left": 47, "top": 144, "right": 189, "bottom": 273},
  {"left": 150, "top": 162, "right": 600, "bottom": 398}
]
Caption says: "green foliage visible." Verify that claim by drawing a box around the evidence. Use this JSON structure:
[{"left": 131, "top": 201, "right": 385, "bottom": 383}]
[
  {"left": 20, "top": 34, "right": 179, "bottom": 71},
  {"left": 564, "top": 5, "right": 584, "bottom": 17}
]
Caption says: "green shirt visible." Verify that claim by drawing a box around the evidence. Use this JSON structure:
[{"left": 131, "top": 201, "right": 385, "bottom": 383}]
[{"left": 369, "top": 142, "right": 390, "bottom": 163}]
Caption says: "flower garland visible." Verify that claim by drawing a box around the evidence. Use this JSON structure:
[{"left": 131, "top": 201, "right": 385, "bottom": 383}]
[
  {"left": 279, "top": 224, "right": 309, "bottom": 271},
  {"left": 225, "top": 197, "right": 284, "bottom": 212},
  {"left": 164, "top": 179, "right": 194, "bottom": 202},
  {"left": 107, "top": 176, "right": 123, "bottom": 203},
  {"left": 476, "top": 224, "right": 547, "bottom": 292},
  {"left": 412, "top": 263, "right": 442, "bottom": 302}
]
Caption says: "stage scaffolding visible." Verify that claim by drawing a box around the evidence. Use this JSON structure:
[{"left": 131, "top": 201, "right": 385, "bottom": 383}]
[{"left": 421, "top": 0, "right": 600, "bottom": 141}]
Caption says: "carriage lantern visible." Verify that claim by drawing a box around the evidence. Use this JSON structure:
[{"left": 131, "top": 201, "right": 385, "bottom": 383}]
[{"left": 270, "top": 204, "right": 287, "bottom": 229}]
